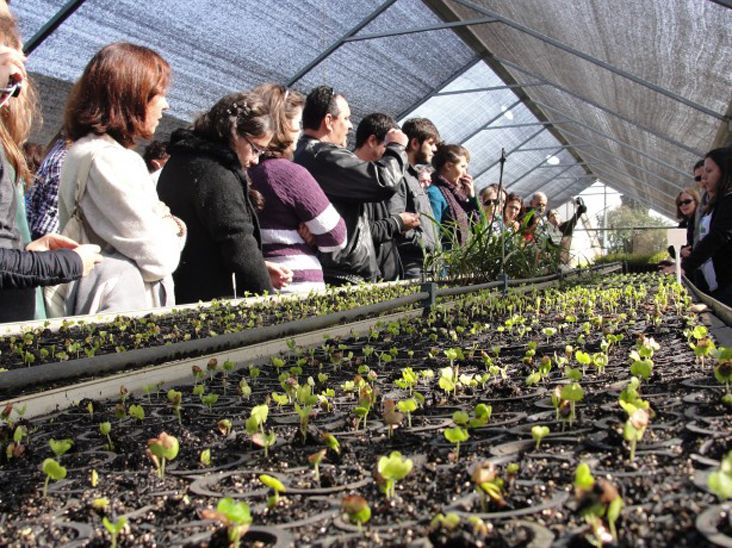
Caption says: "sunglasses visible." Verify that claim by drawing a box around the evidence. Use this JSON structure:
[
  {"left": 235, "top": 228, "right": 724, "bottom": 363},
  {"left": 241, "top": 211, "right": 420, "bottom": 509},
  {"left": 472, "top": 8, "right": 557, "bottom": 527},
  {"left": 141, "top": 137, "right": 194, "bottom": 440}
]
[
  {"left": 482, "top": 199, "right": 498, "bottom": 206},
  {"left": 678, "top": 199, "right": 694, "bottom": 206},
  {"left": 694, "top": 175, "right": 702, "bottom": 182}
]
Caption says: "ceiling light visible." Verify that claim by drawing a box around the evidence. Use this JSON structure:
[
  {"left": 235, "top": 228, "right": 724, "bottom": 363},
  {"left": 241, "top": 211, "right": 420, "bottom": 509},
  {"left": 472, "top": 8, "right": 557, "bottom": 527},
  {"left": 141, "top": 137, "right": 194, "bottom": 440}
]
[
  {"left": 546, "top": 155, "right": 560, "bottom": 165},
  {"left": 501, "top": 105, "right": 514, "bottom": 120}
]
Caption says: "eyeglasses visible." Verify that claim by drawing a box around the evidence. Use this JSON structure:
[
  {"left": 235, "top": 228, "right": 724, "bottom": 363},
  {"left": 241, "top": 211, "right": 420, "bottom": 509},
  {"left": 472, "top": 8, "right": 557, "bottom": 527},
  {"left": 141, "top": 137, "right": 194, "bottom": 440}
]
[
  {"left": 482, "top": 199, "right": 498, "bottom": 206},
  {"left": 678, "top": 199, "right": 694, "bottom": 206},
  {"left": 694, "top": 175, "right": 702, "bottom": 182},
  {"left": 0, "top": 80, "right": 22, "bottom": 109},
  {"left": 244, "top": 135, "right": 267, "bottom": 157}
]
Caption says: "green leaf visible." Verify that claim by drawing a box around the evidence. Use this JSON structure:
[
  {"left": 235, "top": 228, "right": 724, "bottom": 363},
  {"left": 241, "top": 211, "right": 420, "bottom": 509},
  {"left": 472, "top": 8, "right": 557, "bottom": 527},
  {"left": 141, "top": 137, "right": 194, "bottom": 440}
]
[
  {"left": 444, "top": 426, "right": 469, "bottom": 444},
  {"left": 531, "top": 425, "right": 550, "bottom": 445},
  {"left": 560, "top": 382, "right": 584, "bottom": 402},
  {"left": 574, "top": 462, "right": 594, "bottom": 490},
  {"left": 42, "top": 458, "right": 67, "bottom": 481},
  {"left": 49, "top": 438, "right": 73, "bottom": 458},
  {"left": 250, "top": 404, "right": 269, "bottom": 424},
  {"left": 630, "top": 359, "right": 652, "bottom": 380},
  {"left": 102, "top": 516, "right": 128, "bottom": 535},
  {"left": 216, "top": 497, "right": 252, "bottom": 525},
  {"left": 259, "top": 474, "right": 286, "bottom": 493},
  {"left": 377, "top": 451, "right": 413, "bottom": 481},
  {"left": 452, "top": 411, "right": 469, "bottom": 426}
]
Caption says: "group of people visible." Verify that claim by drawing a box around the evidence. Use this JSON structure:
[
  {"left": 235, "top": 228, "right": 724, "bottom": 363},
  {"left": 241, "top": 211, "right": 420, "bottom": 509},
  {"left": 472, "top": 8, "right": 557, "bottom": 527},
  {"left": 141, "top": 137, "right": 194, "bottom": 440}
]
[
  {"left": 4, "top": 4, "right": 724, "bottom": 325},
  {"left": 666, "top": 148, "right": 732, "bottom": 306}
]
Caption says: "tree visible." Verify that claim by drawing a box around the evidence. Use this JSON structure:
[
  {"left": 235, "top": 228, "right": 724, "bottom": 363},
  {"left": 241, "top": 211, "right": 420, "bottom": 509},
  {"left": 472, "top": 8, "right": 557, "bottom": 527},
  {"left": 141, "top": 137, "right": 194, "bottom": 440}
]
[{"left": 602, "top": 205, "right": 671, "bottom": 255}]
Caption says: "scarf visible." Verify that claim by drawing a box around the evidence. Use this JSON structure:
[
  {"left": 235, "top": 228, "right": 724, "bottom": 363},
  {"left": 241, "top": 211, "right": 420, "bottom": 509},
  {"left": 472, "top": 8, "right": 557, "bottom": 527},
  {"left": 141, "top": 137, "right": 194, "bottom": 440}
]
[{"left": 433, "top": 174, "right": 471, "bottom": 246}]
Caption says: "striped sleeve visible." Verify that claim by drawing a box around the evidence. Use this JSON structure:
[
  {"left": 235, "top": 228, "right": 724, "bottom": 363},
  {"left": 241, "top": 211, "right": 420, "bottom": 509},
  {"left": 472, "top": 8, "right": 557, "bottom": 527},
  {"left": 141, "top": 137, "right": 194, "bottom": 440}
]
[{"left": 305, "top": 203, "right": 347, "bottom": 253}]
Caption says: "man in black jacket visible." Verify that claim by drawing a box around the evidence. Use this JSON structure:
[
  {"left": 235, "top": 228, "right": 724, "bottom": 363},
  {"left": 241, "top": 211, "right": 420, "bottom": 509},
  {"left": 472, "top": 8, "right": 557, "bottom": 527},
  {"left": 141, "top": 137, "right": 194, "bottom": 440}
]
[
  {"left": 294, "top": 86, "right": 408, "bottom": 285},
  {"left": 354, "top": 113, "right": 420, "bottom": 281},
  {"left": 390, "top": 118, "right": 441, "bottom": 278}
]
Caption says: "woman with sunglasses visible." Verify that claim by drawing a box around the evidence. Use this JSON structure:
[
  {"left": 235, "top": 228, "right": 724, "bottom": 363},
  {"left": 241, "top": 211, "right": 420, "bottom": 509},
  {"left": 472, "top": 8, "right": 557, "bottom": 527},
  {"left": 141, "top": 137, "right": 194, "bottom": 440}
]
[
  {"left": 680, "top": 147, "right": 732, "bottom": 305},
  {"left": 0, "top": 14, "right": 101, "bottom": 322},
  {"left": 479, "top": 184, "right": 507, "bottom": 231},
  {"left": 671, "top": 188, "right": 699, "bottom": 259},
  {"left": 158, "top": 92, "right": 285, "bottom": 303}
]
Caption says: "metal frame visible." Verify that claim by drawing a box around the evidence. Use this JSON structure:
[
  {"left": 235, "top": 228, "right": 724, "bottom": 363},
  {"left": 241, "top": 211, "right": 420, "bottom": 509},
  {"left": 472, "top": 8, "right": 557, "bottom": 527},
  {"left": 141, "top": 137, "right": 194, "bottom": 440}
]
[
  {"left": 451, "top": 0, "right": 729, "bottom": 123},
  {"left": 534, "top": 101, "right": 693, "bottom": 181},
  {"left": 23, "top": 0, "right": 88, "bottom": 55},
  {"left": 589, "top": 171, "right": 676, "bottom": 217},
  {"left": 504, "top": 151, "right": 576, "bottom": 190},
  {"left": 434, "top": 82, "right": 545, "bottom": 96},
  {"left": 515, "top": 166, "right": 587, "bottom": 197},
  {"left": 287, "top": 0, "right": 398, "bottom": 86},
  {"left": 492, "top": 56, "right": 705, "bottom": 158},
  {"left": 341, "top": 15, "right": 498, "bottom": 42},
  {"left": 396, "top": 55, "right": 482, "bottom": 121},
  {"left": 458, "top": 98, "right": 523, "bottom": 144},
  {"left": 472, "top": 127, "right": 547, "bottom": 179}
]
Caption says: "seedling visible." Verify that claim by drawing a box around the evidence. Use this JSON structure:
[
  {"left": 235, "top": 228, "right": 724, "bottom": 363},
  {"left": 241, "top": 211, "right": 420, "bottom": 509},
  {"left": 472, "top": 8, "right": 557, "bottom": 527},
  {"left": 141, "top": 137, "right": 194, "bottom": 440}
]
[
  {"left": 201, "top": 392, "right": 219, "bottom": 409},
  {"left": 167, "top": 389, "right": 183, "bottom": 425},
  {"left": 295, "top": 384, "right": 319, "bottom": 442},
  {"left": 322, "top": 432, "right": 341, "bottom": 456},
  {"left": 708, "top": 450, "right": 732, "bottom": 500},
  {"left": 200, "top": 449, "right": 212, "bottom": 467},
  {"left": 239, "top": 379, "right": 252, "bottom": 400},
  {"left": 629, "top": 350, "right": 653, "bottom": 380},
  {"left": 90, "top": 469, "right": 99, "bottom": 487},
  {"left": 217, "top": 419, "right": 232, "bottom": 437},
  {"left": 532, "top": 425, "right": 550, "bottom": 450},
  {"left": 102, "top": 516, "right": 128, "bottom": 548},
  {"left": 573, "top": 462, "right": 624, "bottom": 544},
  {"left": 622, "top": 406, "right": 649, "bottom": 463},
  {"left": 308, "top": 449, "right": 327, "bottom": 484},
  {"left": 377, "top": 451, "right": 413, "bottom": 498},
  {"left": 382, "top": 399, "right": 404, "bottom": 438},
  {"left": 128, "top": 404, "right": 145, "bottom": 421},
  {"left": 259, "top": 474, "right": 286, "bottom": 507},
  {"left": 471, "top": 461, "right": 506, "bottom": 510},
  {"left": 99, "top": 422, "right": 114, "bottom": 450},
  {"left": 542, "top": 327, "right": 557, "bottom": 342},
  {"left": 207, "top": 358, "right": 218, "bottom": 381},
  {"left": 713, "top": 348, "right": 732, "bottom": 396},
  {"left": 444, "top": 427, "right": 469, "bottom": 461},
  {"left": 559, "top": 382, "right": 584, "bottom": 427},
  {"left": 49, "top": 438, "right": 73, "bottom": 458},
  {"left": 41, "top": 458, "right": 67, "bottom": 497},
  {"left": 146, "top": 432, "right": 179, "bottom": 479},
  {"left": 396, "top": 398, "right": 418, "bottom": 428},
  {"left": 469, "top": 403, "right": 492, "bottom": 428},
  {"left": 438, "top": 366, "right": 458, "bottom": 397},
  {"left": 201, "top": 498, "right": 252, "bottom": 547},
  {"left": 192, "top": 364, "right": 205, "bottom": 386},
  {"left": 246, "top": 403, "right": 276, "bottom": 457},
  {"left": 341, "top": 495, "right": 371, "bottom": 531}
]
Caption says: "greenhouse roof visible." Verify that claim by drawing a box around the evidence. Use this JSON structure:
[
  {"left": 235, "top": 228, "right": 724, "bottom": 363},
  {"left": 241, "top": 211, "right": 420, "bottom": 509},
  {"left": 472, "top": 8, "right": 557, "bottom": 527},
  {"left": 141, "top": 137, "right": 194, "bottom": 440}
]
[{"left": 14, "top": 0, "right": 732, "bottom": 217}]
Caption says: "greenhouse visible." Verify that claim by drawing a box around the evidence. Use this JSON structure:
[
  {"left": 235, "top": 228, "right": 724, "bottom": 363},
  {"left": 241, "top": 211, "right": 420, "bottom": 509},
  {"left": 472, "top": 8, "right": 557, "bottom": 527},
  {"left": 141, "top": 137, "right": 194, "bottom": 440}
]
[{"left": 1, "top": 0, "right": 731, "bottom": 546}]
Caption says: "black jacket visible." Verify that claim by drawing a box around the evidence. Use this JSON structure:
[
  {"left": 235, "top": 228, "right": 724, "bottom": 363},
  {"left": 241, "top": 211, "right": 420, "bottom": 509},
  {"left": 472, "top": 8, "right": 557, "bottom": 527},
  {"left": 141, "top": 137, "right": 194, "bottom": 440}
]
[
  {"left": 388, "top": 165, "right": 437, "bottom": 275},
  {"left": 294, "top": 136, "right": 407, "bottom": 282},
  {"left": 683, "top": 193, "right": 732, "bottom": 290},
  {"left": 0, "top": 248, "right": 81, "bottom": 290},
  {"left": 158, "top": 129, "right": 272, "bottom": 304},
  {"left": 366, "top": 200, "right": 403, "bottom": 282}
]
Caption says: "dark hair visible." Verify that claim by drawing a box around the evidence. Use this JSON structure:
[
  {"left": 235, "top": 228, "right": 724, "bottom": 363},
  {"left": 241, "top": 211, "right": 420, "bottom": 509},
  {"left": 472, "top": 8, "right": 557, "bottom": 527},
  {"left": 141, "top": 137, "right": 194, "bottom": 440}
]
[
  {"left": 301, "top": 85, "right": 341, "bottom": 131},
  {"left": 192, "top": 92, "right": 271, "bottom": 148},
  {"left": 432, "top": 143, "right": 470, "bottom": 173},
  {"left": 253, "top": 83, "right": 305, "bottom": 160},
  {"left": 65, "top": 43, "right": 170, "bottom": 148},
  {"left": 504, "top": 192, "right": 523, "bottom": 217},
  {"left": 693, "top": 159, "right": 704, "bottom": 172},
  {"left": 402, "top": 117, "right": 440, "bottom": 148},
  {"left": 705, "top": 147, "right": 732, "bottom": 212},
  {"left": 674, "top": 187, "right": 700, "bottom": 220},
  {"left": 142, "top": 140, "right": 169, "bottom": 172},
  {"left": 355, "top": 112, "right": 397, "bottom": 149}
]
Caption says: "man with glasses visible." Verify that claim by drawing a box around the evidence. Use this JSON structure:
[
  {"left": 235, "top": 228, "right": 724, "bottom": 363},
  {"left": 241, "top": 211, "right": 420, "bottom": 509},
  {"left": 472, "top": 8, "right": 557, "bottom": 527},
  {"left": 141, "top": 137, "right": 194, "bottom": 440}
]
[{"left": 294, "top": 86, "right": 408, "bottom": 285}]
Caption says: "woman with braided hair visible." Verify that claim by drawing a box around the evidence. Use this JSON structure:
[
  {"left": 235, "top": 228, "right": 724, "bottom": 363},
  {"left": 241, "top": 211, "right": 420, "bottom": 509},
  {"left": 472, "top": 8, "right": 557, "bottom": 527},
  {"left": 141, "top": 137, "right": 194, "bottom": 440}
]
[{"left": 158, "top": 91, "right": 292, "bottom": 303}]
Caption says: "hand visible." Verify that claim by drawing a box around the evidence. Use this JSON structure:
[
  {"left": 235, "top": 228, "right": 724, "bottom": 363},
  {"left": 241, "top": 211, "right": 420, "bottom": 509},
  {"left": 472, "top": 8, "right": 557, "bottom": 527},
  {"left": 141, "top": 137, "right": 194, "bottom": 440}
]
[
  {"left": 399, "top": 212, "right": 420, "bottom": 231},
  {"left": 0, "top": 45, "right": 25, "bottom": 102},
  {"left": 26, "top": 233, "right": 81, "bottom": 252},
  {"left": 73, "top": 244, "right": 103, "bottom": 276},
  {"left": 459, "top": 174, "right": 474, "bottom": 197},
  {"left": 265, "top": 261, "right": 293, "bottom": 290},
  {"left": 297, "top": 223, "right": 316, "bottom": 248},
  {"left": 680, "top": 245, "right": 691, "bottom": 259},
  {"left": 384, "top": 128, "right": 408, "bottom": 147}
]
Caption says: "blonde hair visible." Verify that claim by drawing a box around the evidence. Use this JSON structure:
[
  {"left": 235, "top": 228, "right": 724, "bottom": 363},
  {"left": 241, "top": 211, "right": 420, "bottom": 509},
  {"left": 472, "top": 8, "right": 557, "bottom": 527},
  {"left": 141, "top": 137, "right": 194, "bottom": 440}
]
[{"left": 0, "top": 15, "right": 39, "bottom": 183}]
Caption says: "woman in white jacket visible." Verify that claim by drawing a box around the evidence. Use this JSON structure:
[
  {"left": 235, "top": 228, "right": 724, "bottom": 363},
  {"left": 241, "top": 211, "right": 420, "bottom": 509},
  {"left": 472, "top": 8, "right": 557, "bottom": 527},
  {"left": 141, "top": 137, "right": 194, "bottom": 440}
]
[{"left": 51, "top": 43, "right": 185, "bottom": 316}]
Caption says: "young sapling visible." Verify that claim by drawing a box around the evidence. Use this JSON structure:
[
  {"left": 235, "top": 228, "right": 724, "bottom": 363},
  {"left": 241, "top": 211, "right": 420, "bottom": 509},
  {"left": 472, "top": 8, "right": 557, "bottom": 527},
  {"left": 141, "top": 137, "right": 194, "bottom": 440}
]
[
  {"left": 708, "top": 450, "right": 732, "bottom": 500},
  {"left": 259, "top": 474, "right": 286, "bottom": 507},
  {"left": 531, "top": 425, "right": 550, "bottom": 450},
  {"left": 573, "top": 462, "right": 624, "bottom": 544},
  {"left": 377, "top": 451, "right": 413, "bottom": 499},
  {"left": 128, "top": 404, "right": 145, "bottom": 421},
  {"left": 99, "top": 422, "right": 114, "bottom": 450},
  {"left": 167, "top": 389, "right": 183, "bottom": 425},
  {"left": 146, "top": 432, "right": 179, "bottom": 479},
  {"left": 308, "top": 449, "right": 327, "bottom": 484},
  {"left": 397, "top": 398, "right": 418, "bottom": 428},
  {"left": 49, "top": 438, "right": 73, "bottom": 458},
  {"left": 41, "top": 458, "right": 67, "bottom": 497},
  {"left": 102, "top": 516, "right": 128, "bottom": 548},
  {"left": 341, "top": 495, "right": 371, "bottom": 531},
  {"left": 382, "top": 399, "right": 404, "bottom": 438},
  {"left": 201, "top": 498, "right": 252, "bottom": 547},
  {"left": 200, "top": 448, "right": 212, "bottom": 467}
]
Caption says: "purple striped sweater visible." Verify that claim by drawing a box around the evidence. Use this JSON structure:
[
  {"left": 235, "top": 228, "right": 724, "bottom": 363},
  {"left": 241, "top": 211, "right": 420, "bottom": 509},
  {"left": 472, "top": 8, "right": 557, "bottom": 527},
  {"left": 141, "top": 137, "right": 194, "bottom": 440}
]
[{"left": 249, "top": 158, "right": 346, "bottom": 293}]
